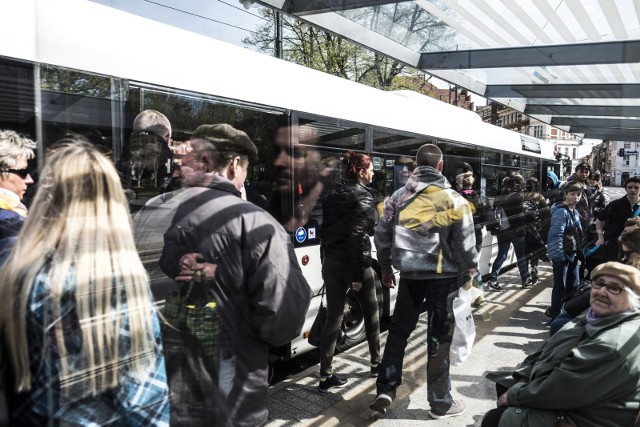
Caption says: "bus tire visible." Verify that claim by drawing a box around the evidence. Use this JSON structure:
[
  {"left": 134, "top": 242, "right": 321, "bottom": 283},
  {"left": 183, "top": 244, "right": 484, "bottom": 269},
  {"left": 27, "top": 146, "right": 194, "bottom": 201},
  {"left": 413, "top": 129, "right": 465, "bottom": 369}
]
[{"left": 335, "top": 271, "right": 386, "bottom": 353}]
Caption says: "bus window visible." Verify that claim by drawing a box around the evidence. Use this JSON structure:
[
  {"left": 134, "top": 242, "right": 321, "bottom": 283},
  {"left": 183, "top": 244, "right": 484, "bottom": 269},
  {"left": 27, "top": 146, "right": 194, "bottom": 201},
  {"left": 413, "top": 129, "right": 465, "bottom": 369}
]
[{"left": 40, "top": 65, "right": 116, "bottom": 156}]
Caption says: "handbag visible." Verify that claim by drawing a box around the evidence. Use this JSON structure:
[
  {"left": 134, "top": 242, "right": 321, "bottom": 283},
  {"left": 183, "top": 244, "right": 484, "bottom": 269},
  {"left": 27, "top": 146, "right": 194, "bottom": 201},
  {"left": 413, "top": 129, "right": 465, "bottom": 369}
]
[
  {"left": 307, "top": 285, "right": 326, "bottom": 347},
  {"left": 161, "top": 272, "right": 222, "bottom": 425},
  {"left": 562, "top": 281, "right": 591, "bottom": 317}
]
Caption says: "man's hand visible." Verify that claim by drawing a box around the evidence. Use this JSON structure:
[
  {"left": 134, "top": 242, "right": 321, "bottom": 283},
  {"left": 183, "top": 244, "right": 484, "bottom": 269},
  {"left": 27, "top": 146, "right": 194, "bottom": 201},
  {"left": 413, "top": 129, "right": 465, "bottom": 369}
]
[
  {"left": 176, "top": 252, "right": 217, "bottom": 283},
  {"left": 381, "top": 272, "right": 396, "bottom": 289},
  {"left": 461, "top": 268, "right": 477, "bottom": 290}
]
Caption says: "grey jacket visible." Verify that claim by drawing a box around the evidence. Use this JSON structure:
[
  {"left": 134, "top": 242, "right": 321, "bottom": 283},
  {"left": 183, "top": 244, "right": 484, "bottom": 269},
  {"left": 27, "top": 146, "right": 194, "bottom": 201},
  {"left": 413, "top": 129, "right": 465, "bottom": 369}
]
[
  {"left": 375, "top": 166, "right": 478, "bottom": 279},
  {"left": 160, "top": 176, "right": 312, "bottom": 426},
  {"left": 497, "top": 310, "right": 640, "bottom": 427}
]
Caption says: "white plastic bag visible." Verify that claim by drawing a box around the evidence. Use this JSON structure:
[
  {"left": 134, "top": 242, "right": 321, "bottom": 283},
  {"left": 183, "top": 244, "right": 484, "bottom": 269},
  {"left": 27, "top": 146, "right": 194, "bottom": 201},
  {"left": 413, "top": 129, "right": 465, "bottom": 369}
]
[{"left": 449, "top": 286, "right": 483, "bottom": 367}]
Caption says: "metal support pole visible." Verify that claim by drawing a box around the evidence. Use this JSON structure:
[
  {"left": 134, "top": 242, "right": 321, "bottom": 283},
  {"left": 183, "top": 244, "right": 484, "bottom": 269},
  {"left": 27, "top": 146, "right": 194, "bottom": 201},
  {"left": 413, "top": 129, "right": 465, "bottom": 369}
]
[{"left": 275, "top": 11, "right": 283, "bottom": 59}]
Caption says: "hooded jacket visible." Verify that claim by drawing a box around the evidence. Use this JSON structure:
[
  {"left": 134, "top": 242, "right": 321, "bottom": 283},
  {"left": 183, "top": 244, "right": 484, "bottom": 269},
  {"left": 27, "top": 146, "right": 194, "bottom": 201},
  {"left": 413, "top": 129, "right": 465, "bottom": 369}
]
[
  {"left": 557, "top": 173, "right": 593, "bottom": 226},
  {"left": 546, "top": 170, "right": 561, "bottom": 189},
  {"left": 547, "top": 202, "right": 582, "bottom": 262},
  {"left": 375, "top": 166, "right": 478, "bottom": 280},
  {"left": 160, "top": 175, "right": 312, "bottom": 427}
]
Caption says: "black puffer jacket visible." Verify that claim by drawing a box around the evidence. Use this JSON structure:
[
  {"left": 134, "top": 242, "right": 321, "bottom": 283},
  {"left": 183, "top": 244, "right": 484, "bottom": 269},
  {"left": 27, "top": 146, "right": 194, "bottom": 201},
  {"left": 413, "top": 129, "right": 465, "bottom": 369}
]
[
  {"left": 495, "top": 191, "right": 526, "bottom": 239},
  {"left": 457, "top": 189, "right": 489, "bottom": 247},
  {"left": 320, "top": 183, "right": 377, "bottom": 282}
]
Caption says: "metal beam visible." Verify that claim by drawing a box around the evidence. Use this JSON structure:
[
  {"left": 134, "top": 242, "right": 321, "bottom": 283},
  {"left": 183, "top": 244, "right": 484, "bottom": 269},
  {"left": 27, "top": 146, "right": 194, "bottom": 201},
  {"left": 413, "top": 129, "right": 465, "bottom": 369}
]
[
  {"left": 418, "top": 40, "right": 640, "bottom": 69},
  {"left": 280, "top": 0, "right": 412, "bottom": 15},
  {"left": 485, "top": 84, "right": 640, "bottom": 99},
  {"left": 551, "top": 117, "right": 640, "bottom": 129},
  {"left": 525, "top": 104, "right": 640, "bottom": 117},
  {"left": 573, "top": 127, "right": 640, "bottom": 141}
]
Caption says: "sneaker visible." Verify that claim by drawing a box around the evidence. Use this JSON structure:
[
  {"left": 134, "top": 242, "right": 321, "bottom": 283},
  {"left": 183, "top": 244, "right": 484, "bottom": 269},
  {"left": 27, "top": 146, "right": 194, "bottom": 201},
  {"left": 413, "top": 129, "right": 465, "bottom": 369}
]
[
  {"left": 369, "top": 393, "right": 393, "bottom": 414},
  {"left": 488, "top": 281, "right": 502, "bottom": 291},
  {"left": 521, "top": 278, "right": 533, "bottom": 289},
  {"left": 471, "top": 295, "right": 485, "bottom": 308},
  {"left": 429, "top": 399, "right": 466, "bottom": 419},
  {"left": 428, "top": 336, "right": 439, "bottom": 358},
  {"left": 370, "top": 363, "right": 379, "bottom": 378},
  {"left": 530, "top": 273, "right": 539, "bottom": 286},
  {"left": 318, "top": 374, "right": 348, "bottom": 392}
]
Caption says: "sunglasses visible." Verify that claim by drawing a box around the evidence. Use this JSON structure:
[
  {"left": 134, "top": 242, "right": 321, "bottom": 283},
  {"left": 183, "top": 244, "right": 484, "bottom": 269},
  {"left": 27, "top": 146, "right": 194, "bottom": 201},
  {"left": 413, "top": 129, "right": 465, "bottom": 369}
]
[{"left": 7, "top": 168, "right": 30, "bottom": 179}]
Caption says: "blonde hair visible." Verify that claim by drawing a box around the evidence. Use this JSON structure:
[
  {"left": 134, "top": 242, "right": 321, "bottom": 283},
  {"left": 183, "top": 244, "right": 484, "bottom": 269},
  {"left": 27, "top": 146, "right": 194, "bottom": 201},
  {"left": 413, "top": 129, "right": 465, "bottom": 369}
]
[
  {"left": 0, "top": 140, "right": 156, "bottom": 395},
  {"left": 456, "top": 171, "right": 474, "bottom": 189},
  {"left": 0, "top": 129, "right": 36, "bottom": 170}
]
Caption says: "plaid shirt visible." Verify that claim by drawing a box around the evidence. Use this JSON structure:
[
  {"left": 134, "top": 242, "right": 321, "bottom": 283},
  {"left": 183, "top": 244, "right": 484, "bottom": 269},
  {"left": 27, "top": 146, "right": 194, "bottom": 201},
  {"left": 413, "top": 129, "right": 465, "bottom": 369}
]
[{"left": 10, "top": 269, "right": 170, "bottom": 426}]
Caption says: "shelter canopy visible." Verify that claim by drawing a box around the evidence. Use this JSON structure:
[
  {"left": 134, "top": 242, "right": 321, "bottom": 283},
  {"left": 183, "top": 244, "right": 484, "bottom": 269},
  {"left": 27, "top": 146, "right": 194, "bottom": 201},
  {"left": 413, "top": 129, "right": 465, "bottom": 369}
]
[{"left": 258, "top": 0, "right": 640, "bottom": 142}]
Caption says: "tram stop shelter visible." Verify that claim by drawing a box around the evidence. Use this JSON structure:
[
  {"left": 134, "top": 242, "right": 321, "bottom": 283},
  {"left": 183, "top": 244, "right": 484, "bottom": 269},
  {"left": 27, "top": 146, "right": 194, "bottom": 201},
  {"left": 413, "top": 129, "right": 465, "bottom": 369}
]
[{"left": 256, "top": 0, "right": 640, "bottom": 144}]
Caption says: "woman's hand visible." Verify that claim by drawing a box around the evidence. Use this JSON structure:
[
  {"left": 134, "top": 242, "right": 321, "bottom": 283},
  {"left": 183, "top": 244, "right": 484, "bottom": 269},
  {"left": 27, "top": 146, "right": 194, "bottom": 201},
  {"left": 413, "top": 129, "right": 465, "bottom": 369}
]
[{"left": 381, "top": 273, "right": 396, "bottom": 289}]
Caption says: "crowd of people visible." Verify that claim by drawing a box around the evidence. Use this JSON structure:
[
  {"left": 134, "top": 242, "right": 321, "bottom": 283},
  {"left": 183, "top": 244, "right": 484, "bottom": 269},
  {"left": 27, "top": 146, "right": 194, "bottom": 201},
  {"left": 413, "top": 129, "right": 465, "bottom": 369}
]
[{"left": 0, "top": 115, "right": 639, "bottom": 425}]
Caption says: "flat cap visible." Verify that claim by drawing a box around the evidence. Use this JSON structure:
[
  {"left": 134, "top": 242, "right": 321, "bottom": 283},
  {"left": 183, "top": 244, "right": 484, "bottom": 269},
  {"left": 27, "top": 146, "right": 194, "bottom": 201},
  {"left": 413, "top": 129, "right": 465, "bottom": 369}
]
[
  {"left": 192, "top": 124, "right": 257, "bottom": 164},
  {"left": 591, "top": 261, "right": 640, "bottom": 295}
]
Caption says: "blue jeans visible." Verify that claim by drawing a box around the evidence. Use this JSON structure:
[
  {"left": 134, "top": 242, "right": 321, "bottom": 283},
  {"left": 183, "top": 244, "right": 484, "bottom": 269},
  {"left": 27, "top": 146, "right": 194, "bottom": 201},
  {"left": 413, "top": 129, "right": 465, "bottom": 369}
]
[
  {"left": 550, "top": 258, "right": 579, "bottom": 317},
  {"left": 549, "top": 311, "right": 574, "bottom": 336},
  {"left": 375, "top": 276, "right": 456, "bottom": 414},
  {"left": 489, "top": 235, "right": 529, "bottom": 283}
]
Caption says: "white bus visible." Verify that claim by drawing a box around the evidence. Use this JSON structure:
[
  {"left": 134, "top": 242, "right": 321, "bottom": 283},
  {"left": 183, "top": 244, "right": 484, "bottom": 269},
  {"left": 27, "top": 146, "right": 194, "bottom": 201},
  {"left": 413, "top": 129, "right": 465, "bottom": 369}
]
[{"left": 0, "top": 0, "right": 556, "bottom": 359}]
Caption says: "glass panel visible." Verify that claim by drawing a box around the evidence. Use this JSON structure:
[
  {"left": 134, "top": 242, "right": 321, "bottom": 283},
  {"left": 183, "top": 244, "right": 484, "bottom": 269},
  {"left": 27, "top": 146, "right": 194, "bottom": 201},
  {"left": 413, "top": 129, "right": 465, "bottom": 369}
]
[
  {"left": 298, "top": 118, "right": 365, "bottom": 151},
  {"left": 123, "top": 86, "right": 284, "bottom": 213},
  {"left": 0, "top": 58, "right": 36, "bottom": 202},
  {"left": 438, "top": 141, "right": 481, "bottom": 192},
  {"left": 39, "top": 65, "right": 115, "bottom": 155},
  {"left": 372, "top": 128, "right": 433, "bottom": 155}
]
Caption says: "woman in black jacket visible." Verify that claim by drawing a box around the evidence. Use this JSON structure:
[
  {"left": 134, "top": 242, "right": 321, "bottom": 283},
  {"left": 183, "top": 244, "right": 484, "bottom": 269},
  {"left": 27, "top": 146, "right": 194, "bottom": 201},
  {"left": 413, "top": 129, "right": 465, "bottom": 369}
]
[
  {"left": 318, "top": 151, "right": 380, "bottom": 392},
  {"left": 488, "top": 174, "right": 533, "bottom": 290}
]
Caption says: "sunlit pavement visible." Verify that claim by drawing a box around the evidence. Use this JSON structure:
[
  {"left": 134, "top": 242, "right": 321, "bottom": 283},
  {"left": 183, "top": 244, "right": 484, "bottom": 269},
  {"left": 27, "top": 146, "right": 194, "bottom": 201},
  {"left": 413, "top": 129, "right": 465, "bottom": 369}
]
[{"left": 266, "top": 263, "right": 554, "bottom": 426}]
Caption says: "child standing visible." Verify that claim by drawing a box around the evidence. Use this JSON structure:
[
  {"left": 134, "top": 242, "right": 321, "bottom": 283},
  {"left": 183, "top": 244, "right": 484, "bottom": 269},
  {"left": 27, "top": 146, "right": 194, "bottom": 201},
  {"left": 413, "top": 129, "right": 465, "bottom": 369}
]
[{"left": 546, "top": 182, "right": 584, "bottom": 319}]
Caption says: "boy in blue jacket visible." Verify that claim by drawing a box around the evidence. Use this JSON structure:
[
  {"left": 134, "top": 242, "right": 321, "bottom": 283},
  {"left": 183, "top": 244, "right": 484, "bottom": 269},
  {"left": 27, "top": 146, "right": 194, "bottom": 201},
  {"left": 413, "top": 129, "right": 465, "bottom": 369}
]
[{"left": 546, "top": 182, "right": 583, "bottom": 318}]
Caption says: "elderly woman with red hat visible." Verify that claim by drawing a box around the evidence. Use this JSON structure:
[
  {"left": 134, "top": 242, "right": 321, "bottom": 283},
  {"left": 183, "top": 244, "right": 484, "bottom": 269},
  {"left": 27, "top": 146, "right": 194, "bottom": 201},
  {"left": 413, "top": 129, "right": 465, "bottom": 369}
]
[{"left": 482, "top": 261, "right": 640, "bottom": 427}]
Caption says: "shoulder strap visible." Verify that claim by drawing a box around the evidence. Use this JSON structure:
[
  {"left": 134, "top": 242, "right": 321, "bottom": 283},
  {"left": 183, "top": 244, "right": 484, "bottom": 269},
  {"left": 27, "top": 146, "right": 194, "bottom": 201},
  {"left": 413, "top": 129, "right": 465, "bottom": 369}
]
[{"left": 633, "top": 204, "right": 640, "bottom": 218}]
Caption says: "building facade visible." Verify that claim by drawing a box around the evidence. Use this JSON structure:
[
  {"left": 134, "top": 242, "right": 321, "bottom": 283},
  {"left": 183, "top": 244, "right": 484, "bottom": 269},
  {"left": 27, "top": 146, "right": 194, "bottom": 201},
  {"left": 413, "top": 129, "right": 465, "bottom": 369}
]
[{"left": 592, "top": 140, "right": 640, "bottom": 186}]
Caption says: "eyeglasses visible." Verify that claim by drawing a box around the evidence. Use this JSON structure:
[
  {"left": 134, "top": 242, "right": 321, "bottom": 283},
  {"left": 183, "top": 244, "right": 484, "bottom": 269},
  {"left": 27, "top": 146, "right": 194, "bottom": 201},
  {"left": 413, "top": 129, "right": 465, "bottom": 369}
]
[
  {"left": 591, "top": 280, "right": 625, "bottom": 295},
  {"left": 6, "top": 168, "right": 30, "bottom": 179}
]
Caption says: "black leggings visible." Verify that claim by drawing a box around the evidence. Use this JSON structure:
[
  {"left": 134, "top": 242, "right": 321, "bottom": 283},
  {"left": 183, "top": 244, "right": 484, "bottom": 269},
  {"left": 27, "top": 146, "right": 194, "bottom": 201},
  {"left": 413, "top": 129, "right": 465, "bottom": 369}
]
[{"left": 319, "top": 257, "right": 380, "bottom": 376}]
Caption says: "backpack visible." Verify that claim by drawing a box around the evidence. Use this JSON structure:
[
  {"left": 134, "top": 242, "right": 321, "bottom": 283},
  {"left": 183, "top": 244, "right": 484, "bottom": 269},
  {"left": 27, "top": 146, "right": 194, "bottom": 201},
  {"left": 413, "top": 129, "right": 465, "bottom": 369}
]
[{"left": 488, "top": 205, "right": 510, "bottom": 234}]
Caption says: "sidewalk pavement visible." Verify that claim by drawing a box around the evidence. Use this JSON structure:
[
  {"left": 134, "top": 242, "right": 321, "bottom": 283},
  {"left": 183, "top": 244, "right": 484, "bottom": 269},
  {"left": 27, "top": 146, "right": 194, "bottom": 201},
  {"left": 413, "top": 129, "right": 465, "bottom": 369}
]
[{"left": 266, "top": 262, "right": 555, "bottom": 426}]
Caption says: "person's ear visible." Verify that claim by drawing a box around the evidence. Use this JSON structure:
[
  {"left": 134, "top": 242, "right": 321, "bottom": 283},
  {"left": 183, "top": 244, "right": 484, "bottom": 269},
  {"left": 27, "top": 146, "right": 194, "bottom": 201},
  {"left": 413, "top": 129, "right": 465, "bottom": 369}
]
[
  {"left": 229, "top": 157, "right": 240, "bottom": 178},
  {"left": 437, "top": 159, "right": 444, "bottom": 172}
]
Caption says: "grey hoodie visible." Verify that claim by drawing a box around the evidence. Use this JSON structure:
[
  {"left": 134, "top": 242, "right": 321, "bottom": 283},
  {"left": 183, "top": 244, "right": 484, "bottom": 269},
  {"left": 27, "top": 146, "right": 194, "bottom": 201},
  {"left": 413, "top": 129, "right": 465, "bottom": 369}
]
[{"left": 375, "top": 166, "right": 478, "bottom": 280}]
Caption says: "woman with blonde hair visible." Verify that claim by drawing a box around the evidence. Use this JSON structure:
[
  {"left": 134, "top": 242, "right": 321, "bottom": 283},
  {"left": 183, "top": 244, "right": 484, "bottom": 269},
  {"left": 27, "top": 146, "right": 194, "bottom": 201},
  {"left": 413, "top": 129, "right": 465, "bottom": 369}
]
[{"left": 0, "top": 140, "right": 169, "bottom": 425}]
